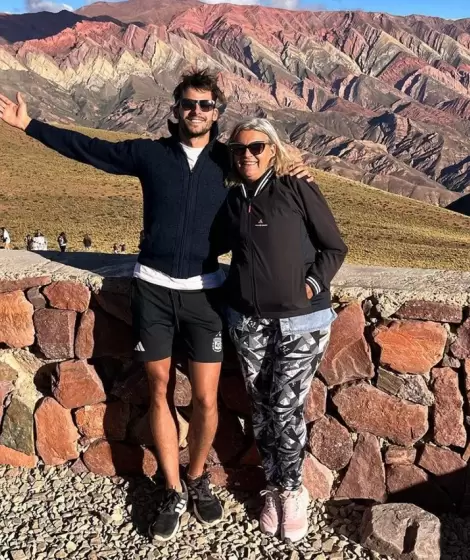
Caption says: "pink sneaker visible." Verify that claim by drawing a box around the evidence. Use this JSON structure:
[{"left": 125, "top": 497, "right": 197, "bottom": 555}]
[
  {"left": 280, "top": 485, "right": 310, "bottom": 542},
  {"left": 259, "top": 486, "right": 282, "bottom": 536}
]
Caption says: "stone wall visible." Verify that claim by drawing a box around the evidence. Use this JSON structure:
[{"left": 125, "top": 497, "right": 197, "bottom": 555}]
[{"left": 2, "top": 252, "right": 470, "bottom": 511}]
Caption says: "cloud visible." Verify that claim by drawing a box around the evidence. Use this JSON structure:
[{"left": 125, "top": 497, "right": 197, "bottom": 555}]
[{"left": 26, "top": 0, "right": 73, "bottom": 12}]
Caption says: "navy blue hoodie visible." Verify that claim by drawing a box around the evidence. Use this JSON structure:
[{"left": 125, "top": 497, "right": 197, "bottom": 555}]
[{"left": 26, "top": 119, "right": 230, "bottom": 278}]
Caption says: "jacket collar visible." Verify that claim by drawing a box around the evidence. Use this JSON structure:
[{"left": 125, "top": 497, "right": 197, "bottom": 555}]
[
  {"left": 240, "top": 168, "right": 275, "bottom": 199},
  {"left": 167, "top": 120, "right": 219, "bottom": 144}
]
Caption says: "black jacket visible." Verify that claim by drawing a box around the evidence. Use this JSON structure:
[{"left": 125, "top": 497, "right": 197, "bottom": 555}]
[
  {"left": 26, "top": 119, "right": 230, "bottom": 278},
  {"left": 211, "top": 170, "right": 348, "bottom": 318}
]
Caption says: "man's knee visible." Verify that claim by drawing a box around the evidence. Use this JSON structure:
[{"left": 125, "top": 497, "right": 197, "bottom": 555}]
[
  {"left": 145, "top": 362, "right": 171, "bottom": 402},
  {"left": 192, "top": 392, "right": 218, "bottom": 413}
]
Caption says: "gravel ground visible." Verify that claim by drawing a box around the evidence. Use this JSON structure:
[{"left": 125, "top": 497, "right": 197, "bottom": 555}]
[{"left": 0, "top": 465, "right": 465, "bottom": 560}]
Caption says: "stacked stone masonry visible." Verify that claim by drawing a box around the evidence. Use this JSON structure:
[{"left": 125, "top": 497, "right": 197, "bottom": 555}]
[{"left": 2, "top": 267, "right": 470, "bottom": 512}]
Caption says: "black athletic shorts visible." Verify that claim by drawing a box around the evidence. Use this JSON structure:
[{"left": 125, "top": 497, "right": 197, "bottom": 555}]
[{"left": 130, "top": 278, "right": 224, "bottom": 363}]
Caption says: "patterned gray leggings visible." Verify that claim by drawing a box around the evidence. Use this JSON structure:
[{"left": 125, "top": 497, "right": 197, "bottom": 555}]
[{"left": 230, "top": 317, "right": 330, "bottom": 491}]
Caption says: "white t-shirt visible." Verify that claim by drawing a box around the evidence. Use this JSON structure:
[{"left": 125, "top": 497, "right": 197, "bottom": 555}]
[
  {"left": 2, "top": 230, "right": 10, "bottom": 243},
  {"left": 133, "top": 142, "right": 224, "bottom": 290},
  {"left": 180, "top": 143, "right": 204, "bottom": 170}
]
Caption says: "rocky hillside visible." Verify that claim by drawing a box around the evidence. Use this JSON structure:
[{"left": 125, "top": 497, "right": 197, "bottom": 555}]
[{"left": 2, "top": 1, "right": 470, "bottom": 205}]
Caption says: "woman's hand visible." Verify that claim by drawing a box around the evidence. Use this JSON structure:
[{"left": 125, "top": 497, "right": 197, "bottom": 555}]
[{"left": 305, "top": 283, "right": 313, "bottom": 299}]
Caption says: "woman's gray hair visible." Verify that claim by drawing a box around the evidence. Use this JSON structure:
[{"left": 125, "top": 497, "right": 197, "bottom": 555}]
[{"left": 227, "top": 118, "right": 294, "bottom": 182}]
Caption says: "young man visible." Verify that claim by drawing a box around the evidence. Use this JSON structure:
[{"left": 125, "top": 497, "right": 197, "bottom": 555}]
[
  {"left": 0, "top": 70, "right": 227, "bottom": 541},
  {"left": 0, "top": 71, "right": 311, "bottom": 541}
]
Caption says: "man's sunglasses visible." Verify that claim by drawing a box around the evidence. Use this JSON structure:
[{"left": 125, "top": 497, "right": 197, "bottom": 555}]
[
  {"left": 229, "top": 142, "right": 270, "bottom": 157},
  {"left": 179, "top": 99, "right": 216, "bottom": 111}
]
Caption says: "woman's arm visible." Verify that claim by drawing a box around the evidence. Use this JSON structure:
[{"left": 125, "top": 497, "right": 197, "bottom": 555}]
[{"left": 295, "top": 177, "right": 348, "bottom": 296}]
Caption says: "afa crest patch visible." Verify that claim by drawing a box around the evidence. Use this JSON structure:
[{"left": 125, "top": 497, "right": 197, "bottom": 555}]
[{"left": 212, "top": 332, "right": 222, "bottom": 352}]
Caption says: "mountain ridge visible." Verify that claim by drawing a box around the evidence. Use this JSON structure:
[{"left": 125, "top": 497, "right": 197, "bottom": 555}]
[{"left": 1, "top": 0, "right": 470, "bottom": 205}]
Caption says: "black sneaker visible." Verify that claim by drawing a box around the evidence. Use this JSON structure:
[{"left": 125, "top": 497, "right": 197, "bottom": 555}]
[
  {"left": 186, "top": 471, "right": 224, "bottom": 526},
  {"left": 148, "top": 481, "right": 188, "bottom": 542}
]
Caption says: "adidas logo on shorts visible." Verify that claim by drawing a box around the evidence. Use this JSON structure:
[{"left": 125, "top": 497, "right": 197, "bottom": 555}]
[{"left": 134, "top": 341, "right": 145, "bottom": 352}]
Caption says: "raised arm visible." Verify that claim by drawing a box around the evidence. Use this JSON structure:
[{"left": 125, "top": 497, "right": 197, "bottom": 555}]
[{"left": 0, "top": 92, "right": 138, "bottom": 176}]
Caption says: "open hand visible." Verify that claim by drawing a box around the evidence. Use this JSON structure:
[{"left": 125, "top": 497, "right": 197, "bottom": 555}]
[
  {"left": 0, "top": 92, "right": 31, "bottom": 131},
  {"left": 289, "top": 162, "right": 315, "bottom": 183}
]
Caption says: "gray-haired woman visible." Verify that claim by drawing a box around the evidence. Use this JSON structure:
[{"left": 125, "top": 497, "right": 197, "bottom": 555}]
[{"left": 211, "top": 118, "right": 347, "bottom": 542}]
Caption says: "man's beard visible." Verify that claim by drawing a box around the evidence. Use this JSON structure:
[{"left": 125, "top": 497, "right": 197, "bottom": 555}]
[{"left": 180, "top": 118, "right": 213, "bottom": 138}]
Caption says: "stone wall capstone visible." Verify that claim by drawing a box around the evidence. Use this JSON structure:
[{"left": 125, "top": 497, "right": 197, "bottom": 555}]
[{"left": 1, "top": 252, "right": 470, "bottom": 512}]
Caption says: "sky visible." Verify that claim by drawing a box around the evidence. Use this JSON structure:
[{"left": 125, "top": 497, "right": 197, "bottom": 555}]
[{"left": 0, "top": 0, "right": 468, "bottom": 21}]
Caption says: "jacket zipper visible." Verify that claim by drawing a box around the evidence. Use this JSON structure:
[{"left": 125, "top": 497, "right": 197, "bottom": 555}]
[
  {"left": 175, "top": 143, "right": 210, "bottom": 277},
  {"left": 247, "top": 197, "right": 261, "bottom": 317}
]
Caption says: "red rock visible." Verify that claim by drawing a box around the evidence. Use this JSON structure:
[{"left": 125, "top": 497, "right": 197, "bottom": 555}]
[
  {"left": 395, "top": 300, "right": 462, "bottom": 323},
  {"left": 333, "top": 383, "right": 428, "bottom": 446},
  {"left": 417, "top": 444, "right": 466, "bottom": 503},
  {"left": 53, "top": 360, "right": 106, "bottom": 409},
  {"left": 0, "top": 291, "right": 34, "bottom": 348},
  {"left": 374, "top": 320, "right": 447, "bottom": 374},
  {"left": 25, "top": 286, "right": 46, "bottom": 309},
  {"left": 75, "top": 309, "right": 95, "bottom": 359},
  {"left": 302, "top": 452, "right": 334, "bottom": 500},
  {"left": 239, "top": 441, "right": 262, "bottom": 466},
  {"left": 335, "top": 433, "right": 386, "bottom": 502},
  {"left": 431, "top": 368, "right": 466, "bottom": 448},
  {"left": 75, "top": 401, "right": 130, "bottom": 440},
  {"left": 0, "top": 444, "right": 37, "bottom": 468},
  {"left": 92, "top": 291, "right": 132, "bottom": 326},
  {"left": 35, "top": 397, "right": 79, "bottom": 465},
  {"left": 304, "top": 378, "right": 327, "bottom": 424},
  {"left": 386, "top": 463, "right": 453, "bottom": 514},
  {"left": 82, "top": 440, "right": 157, "bottom": 476},
  {"left": 0, "top": 276, "right": 51, "bottom": 293},
  {"left": 174, "top": 369, "right": 192, "bottom": 407},
  {"left": 417, "top": 444, "right": 466, "bottom": 476},
  {"left": 111, "top": 367, "right": 149, "bottom": 406},
  {"left": 219, "top": 373, "right": 251, "bottom": 417},
  {"left": 387, "top": 464, "right": 428, "bottom": 494},
  {"left": 318, "top": 303, "right": 374, "bottom": 387},
  {"left": 360, "top": 503, "right": 441, "bottom": 560},
  {"left": 92, "top": 306, "right": 133, "bottom": 358},
  {"left": 308, "top": 416, "right": 353, "bottom": 470},
  {"left": 211, "top": 410, "right": 247, "bottom": 465},
  {"left": 451, "top": 317, "right": 470, "bottom": 359},
  {"left": 34, "top": 309, "right": 76, "bottom": 360},
  {"left": 70, "top": 458, "right": 89, "bottom": 474},
  {"left": 384, "top": 446, "right": 417, "bottom": 465},
  {"left": 207, "top": 465, "right": 265, "bottom": 492},
  {"left": 464, "top": 359, "right": 470, "bottom": 396},
  {"left": 43, "top": 281, "right": 90, "bottom": 312}
]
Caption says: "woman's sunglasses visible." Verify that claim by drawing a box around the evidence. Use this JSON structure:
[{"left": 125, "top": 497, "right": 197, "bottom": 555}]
[
  {"left": 179, "top": 99, "right": 216, "bottom": 112},
  {"left": 229, "top": 142, "right": 270, "bottom": 157}
]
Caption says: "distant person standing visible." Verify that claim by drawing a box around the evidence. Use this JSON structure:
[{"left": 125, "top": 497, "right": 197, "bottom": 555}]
[
  {"left": 120, "top": 243, "right": 126, "bottom": 253},
  {"left": 31, "top": 230, "right": 47, "bottom": 251},
  {"left": 1, "top": 227, "right": 11, "bottom": 249},
  {"left": 83, "top": 234, "right": 92, "bottom": 251},
  {"left": 24, "top": 234, "right": 32, "bottom": 250},
  {"left": 57, "top": 232, "right": 68, "bottom": 252},
  {"left": 113, "top": 243, "right": 119, "bottom": 254}
]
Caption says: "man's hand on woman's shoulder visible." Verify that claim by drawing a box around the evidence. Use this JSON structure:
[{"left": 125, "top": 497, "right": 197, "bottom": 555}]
[{"left": 287, "top": 162, "right": 315, "bottom": 183}]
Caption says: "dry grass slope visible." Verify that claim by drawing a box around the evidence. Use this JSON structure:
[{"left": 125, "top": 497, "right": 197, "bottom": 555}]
[{"left": 2, "top": 122, "right": 470, "bottom": 270}]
